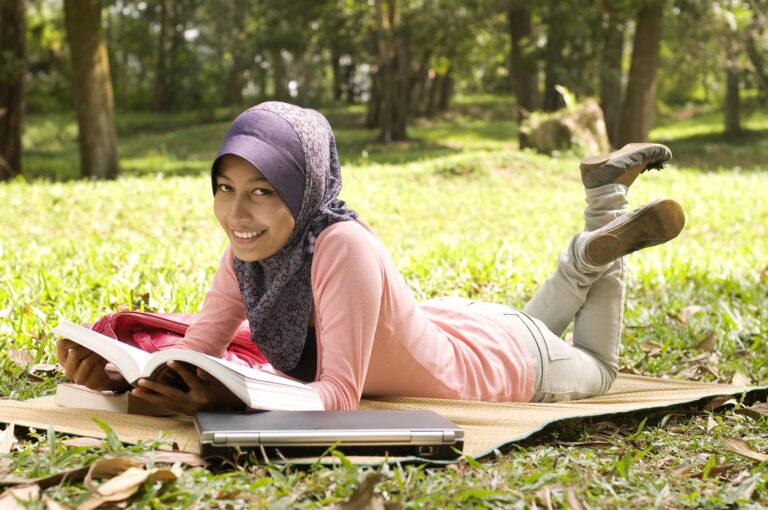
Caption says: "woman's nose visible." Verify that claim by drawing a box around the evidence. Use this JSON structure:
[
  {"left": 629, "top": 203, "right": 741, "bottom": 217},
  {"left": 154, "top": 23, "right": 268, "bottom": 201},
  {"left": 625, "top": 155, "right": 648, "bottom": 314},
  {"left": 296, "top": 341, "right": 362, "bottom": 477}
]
[{"left": 230, "top": 194, "right": 252, "bottom": 221}]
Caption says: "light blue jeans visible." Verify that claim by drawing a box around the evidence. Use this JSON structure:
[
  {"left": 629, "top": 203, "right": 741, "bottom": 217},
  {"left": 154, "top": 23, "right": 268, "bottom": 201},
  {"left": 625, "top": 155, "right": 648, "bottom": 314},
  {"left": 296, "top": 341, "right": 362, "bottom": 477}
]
[{"left": 452, "top": 184, "right": 629, "bottom": 402}]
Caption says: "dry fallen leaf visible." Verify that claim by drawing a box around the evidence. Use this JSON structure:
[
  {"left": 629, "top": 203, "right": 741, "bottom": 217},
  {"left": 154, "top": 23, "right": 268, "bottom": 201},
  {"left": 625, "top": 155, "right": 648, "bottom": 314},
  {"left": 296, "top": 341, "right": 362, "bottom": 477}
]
[
  {"left": 730, "top": 371, "right": 751, "bottom": 387},
  {"left": 42, "top": 495, "right": 73, "bottom": 510},
  {"left": 693, "top": 464, "right": 735, "bottom": 479},
  {"left": 694, "top": 330, "right": 718, "bottom": 351},
  {"left": 84, "top": 456, "right": 145, "bottom": 491},
  {"left": 0, "top": 423, "right": 16, "bottom": 454},
  {"left": 0, "top": 484, "right": 41, "bottom": 509},
  {"left": 735, "top": 403, "right": 768, "bottom": 421},
  {"left": 62, "top": 437, "right": 104, "bottom": 448},
  {"left": 566, "top": 489, "right": 588, "bottom": 510},
  {"left": 707, "top": 415, "right": 718, "bottom": 433},
  {"left": 703, "top": 396, "right": 737, "bottom": 412},
  {"left": 0, "top": 466, "right": 90, "bottom": 489},
  {"left": 721, "top": 436, "right": 768, "bottom": 463},
  {"left": 81, "top": 462, "right": 178, "bottom": 510},
  {"left": 672, "top": 305, "right": 704, "bottom": 324},
  {"left": 6, "top": 349, "right": 34, "bottom": 369},
  {"left": 672, "top": 464, "right": 693, "bottom": 477},
  {"left": 536, "top": 486, "right": 554, "bottom": 510},
  {"left": 29, "top": 363, "right": 60, "bottom": 375}
]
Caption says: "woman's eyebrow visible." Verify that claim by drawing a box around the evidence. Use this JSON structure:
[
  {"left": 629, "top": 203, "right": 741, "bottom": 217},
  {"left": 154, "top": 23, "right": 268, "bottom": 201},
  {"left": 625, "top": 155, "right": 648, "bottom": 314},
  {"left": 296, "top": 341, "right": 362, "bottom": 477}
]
[{"left": 217, "top": 173, "right": 269, "bottom": 183}]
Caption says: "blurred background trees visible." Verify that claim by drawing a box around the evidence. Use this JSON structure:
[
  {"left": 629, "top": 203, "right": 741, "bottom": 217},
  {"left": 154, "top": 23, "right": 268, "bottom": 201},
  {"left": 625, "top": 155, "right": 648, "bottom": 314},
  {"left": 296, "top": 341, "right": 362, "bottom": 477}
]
[{"left": 1, "top": 0, "right": 766, "bottom": 180}]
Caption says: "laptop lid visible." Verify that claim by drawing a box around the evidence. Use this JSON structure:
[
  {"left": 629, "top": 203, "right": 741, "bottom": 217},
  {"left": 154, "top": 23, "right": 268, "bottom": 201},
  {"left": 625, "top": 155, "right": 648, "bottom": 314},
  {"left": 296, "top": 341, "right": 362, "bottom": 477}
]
[{"left": 195, "top": 410, "right": 464, "bottom": 461}]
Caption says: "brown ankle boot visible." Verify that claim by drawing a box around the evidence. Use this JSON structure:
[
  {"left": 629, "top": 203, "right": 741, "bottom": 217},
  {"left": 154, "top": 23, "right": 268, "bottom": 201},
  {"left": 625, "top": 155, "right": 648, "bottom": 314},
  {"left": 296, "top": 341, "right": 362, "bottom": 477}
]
[{"left": 583, "top": 199, "right": 685, "bottom": 267}]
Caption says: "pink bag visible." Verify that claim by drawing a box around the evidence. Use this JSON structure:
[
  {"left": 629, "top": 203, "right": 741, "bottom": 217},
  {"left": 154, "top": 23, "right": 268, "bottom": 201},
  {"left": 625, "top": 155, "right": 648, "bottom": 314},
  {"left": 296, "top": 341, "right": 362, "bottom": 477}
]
[{"left": 89, "top": 311, "right": 269, "bottom": 369}]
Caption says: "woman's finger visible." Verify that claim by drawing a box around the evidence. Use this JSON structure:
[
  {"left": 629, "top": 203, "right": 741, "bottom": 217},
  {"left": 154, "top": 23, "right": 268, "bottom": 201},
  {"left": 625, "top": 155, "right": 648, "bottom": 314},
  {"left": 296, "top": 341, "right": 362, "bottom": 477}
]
[
  {"left": 72, "top": 353, "right": 105, "bottom": 386},
  {"left": 166, "top": 361, "right": 206, "bottom": 392}
]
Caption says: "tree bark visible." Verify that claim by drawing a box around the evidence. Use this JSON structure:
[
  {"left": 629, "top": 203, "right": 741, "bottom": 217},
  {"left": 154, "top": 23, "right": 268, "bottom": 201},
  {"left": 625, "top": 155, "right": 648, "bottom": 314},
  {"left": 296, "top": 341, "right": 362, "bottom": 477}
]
[
  {"left": 542, "top": 4, "right": 565, "bottom": 112},
  {"left": 438, "top": 66, "right": 453, "bottom": 112},
  {"left": 272, "top": 49, "right": 288, "bottom": 101},
  {"left": 724, "top": 38, "right": 742, "bottom": 135},
  {"left": 0, "top": 0, "right": 26, "bottom": 180},
  {"left": 153, "top": 0, "right": 172, "bottom": 112},
  {"left": 64, "top": 0, "right": 120, "bottom": 179},
  {"left": 508, "top": 4, "right": 538, "bottom": 148},
  {"left": 618, "top": 0, "right": 664, "bottom": 145},
  {"left": 373, "top": 0, "right": 407, "bottom": 142},
  {"left": 599, "top": 4, "right": 625, "bottom": 148},
  {"left": 331, "top": 47, "right": 343, "bottom": 101}
]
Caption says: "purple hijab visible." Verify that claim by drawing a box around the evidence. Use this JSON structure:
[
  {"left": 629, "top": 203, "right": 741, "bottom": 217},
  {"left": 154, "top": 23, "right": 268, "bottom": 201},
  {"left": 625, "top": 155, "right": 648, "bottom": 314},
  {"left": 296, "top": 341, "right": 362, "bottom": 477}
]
[{"left": 212, "top": 102, "right": 357, "bottom": 371}]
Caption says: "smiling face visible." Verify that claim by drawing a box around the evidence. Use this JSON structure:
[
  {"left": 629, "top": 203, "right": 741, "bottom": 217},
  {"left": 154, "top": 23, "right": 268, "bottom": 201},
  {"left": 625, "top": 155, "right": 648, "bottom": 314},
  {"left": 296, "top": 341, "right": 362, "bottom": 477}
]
[{"left": 213, "top": 155, "right": 297, "bottom": 262}]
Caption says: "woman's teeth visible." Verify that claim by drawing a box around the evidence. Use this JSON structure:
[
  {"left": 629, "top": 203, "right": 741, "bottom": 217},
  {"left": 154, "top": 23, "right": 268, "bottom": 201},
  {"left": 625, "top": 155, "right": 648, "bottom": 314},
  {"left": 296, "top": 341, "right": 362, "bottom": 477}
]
[{"left": 233, "top": 230, "right": 263, "bottom": 239}]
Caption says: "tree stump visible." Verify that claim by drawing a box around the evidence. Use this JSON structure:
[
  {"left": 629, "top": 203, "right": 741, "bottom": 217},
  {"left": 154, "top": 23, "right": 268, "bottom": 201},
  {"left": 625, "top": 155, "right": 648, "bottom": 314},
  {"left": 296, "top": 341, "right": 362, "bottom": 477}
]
[{"left": 522, "top": 98, "right": 611, "bottom": 155}]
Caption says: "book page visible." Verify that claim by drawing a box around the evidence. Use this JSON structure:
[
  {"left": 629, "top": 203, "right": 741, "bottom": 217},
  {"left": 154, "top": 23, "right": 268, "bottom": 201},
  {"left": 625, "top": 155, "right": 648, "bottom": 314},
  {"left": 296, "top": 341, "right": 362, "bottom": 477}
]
[{"left": 52, "top": 320, "right": 151, "bottom": 383}]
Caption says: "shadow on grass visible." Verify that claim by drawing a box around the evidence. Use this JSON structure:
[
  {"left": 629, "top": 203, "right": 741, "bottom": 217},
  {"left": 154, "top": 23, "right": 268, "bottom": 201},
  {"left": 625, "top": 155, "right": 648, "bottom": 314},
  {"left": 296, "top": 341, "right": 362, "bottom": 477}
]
[
  {"left": 22, "top": 109, "right": 473, "bottom": 181},
  {"left": 667, "top": 128, "right": 768, "bottom": 172}
]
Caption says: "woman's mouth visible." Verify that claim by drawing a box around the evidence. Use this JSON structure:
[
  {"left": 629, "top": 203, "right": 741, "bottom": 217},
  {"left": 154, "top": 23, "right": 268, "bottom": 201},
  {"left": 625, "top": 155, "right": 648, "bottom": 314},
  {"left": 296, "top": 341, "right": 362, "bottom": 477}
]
[{"left": 232, "top": 230, "right": 265, "bottom": 244}]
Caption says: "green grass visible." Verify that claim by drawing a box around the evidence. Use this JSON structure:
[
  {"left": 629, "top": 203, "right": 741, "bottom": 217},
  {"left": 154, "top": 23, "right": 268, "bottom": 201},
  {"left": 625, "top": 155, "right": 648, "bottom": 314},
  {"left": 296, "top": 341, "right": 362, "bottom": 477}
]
[{"left": 2, "top": 98, "right": 768, "bottom": 507}]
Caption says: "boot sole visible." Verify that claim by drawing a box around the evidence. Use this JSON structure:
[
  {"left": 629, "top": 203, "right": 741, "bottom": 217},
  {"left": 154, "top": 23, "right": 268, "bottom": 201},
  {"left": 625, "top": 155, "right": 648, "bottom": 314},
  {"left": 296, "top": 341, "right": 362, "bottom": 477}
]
[
  {"left": 585, "top": 199, "right": 685, "bottom": 266},
  {"left": 580, "top": 143, "right": 666, "bottom": 169}
]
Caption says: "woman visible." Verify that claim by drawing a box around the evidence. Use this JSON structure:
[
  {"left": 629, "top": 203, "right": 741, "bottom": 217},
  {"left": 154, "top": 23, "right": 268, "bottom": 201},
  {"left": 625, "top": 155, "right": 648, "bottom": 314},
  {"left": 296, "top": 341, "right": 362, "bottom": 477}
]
[{"left": 57, "top": 102, "right": 685, "bottom": 414}]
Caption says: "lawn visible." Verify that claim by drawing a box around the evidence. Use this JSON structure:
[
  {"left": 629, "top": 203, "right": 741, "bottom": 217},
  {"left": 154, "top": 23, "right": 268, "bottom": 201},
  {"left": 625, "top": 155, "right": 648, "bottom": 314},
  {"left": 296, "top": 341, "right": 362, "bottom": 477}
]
[{"left": 1, "top": 96, "right": 767, "bottom": 507}]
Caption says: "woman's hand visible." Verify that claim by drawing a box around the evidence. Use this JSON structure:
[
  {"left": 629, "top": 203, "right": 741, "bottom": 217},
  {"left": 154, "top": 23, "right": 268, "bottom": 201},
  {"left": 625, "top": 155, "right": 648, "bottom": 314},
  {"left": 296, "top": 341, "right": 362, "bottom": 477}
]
[
  {"left": 56, "top": 339, "right": 131, "bottom": 392},
  {"left": 130, "top": 361, "right": 244, "bottom": 415}
]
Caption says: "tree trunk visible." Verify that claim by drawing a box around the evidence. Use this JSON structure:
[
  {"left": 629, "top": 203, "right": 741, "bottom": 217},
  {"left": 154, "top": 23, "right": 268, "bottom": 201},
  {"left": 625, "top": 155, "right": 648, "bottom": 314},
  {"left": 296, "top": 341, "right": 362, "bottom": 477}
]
[
  {"left": 0, "top": 0, "right": 25, "bottom": 181},
  {"left": 724, "top": 39, "right": 741, "bottom": 136},
  {"left": 331, "top": 46, "right": 343, "bottom": 101},
  {"left": 153, "top": 0, "right": 172, "bottom": 112},
  {"left": 227, "top": 4, "right": 248, "bottom": 106},
  {"left": 373, "top": 0, "right": 407, "bottom": 142},
  {"left": 438, "top": 66, "right": 453, "bottom": 112},
  {"left": 64, "top": 0, "right": 120, "bottom": 179},
  {"left": 508, "top": 4, "right": 538, "bottom": 148},
  {"left": 392, "top": 23, "right": 409, "bottom": 138},
  {"left": 366, "top": 30, "right": 381, "bottom": 128},
  {"left": 599, "top": 4, "right": 625, "bottom": 148},
  {"left": 542, "top": 5, "right": 565, "bottom": 112},
  {"left": 409, "top": 50, "right": 431, "bottom": 117},
  {"left": 272, "top": 49, "right": 288, "bottom": 101},
  {"left": 425, "top": 73, "right": 440, "bottom": 117},
  {"left": 618, "top": 0, "right": 663, "bottom": 145}
]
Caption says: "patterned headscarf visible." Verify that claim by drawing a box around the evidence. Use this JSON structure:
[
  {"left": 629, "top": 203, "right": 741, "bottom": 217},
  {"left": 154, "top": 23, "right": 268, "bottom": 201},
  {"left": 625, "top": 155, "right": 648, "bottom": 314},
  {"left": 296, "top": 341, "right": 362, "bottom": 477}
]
[{"left": 212, "top": 102, "right": 358, "bottom": 372}]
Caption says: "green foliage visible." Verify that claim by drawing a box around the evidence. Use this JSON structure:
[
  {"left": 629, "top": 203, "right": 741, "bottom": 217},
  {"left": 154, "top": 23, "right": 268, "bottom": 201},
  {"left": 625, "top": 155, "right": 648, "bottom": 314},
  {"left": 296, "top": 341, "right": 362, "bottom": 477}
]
[{"left": 2, "top": 101, "right": 768, "bottom": 506}]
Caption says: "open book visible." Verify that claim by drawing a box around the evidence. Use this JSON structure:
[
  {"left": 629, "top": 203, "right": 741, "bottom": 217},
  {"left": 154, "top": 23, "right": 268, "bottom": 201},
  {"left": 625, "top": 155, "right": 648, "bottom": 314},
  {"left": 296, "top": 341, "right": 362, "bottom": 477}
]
[{"left": 52, "top": 320, "right": 324, "bottom": 411}]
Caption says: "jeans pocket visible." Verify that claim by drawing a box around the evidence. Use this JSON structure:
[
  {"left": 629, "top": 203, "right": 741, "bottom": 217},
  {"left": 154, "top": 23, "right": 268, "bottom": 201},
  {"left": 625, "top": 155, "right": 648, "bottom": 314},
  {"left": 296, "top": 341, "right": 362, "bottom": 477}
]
[{"left": 541, "top": 336, "right": 574, "bottom": 362}]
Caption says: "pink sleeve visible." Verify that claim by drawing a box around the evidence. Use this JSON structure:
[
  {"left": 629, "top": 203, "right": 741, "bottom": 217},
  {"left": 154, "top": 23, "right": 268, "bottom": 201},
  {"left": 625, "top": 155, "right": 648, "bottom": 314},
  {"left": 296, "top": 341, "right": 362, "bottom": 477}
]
[
  {"left": 308, "top": 224, "right": 385, "bottom": 410},
  {"left": 177, "top": 247, "right": 246, "bottom": 357}
]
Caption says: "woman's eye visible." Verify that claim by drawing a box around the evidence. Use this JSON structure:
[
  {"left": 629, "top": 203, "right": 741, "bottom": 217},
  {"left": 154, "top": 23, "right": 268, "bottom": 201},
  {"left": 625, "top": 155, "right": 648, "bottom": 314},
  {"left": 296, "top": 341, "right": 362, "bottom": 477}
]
[
  {"left": 216, "top": 183, "right": 233, "bottom": 193},
  {"left": 253, "top": 188, "right": 272, "bottom": 196}
]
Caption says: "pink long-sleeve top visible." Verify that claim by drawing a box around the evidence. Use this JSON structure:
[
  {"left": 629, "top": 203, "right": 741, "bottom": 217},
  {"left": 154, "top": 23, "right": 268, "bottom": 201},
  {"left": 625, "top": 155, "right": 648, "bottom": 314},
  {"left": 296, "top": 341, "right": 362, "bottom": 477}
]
[{"left": 179, "top": 220, "right": 535, "bottom": 410}]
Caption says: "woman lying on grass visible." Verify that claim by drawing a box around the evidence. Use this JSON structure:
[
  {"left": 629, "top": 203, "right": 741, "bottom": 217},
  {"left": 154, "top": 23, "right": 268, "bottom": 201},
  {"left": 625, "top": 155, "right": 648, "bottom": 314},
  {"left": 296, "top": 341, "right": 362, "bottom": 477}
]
[{"left": 57, "top": 102, "right": 685, "bottom": 414}]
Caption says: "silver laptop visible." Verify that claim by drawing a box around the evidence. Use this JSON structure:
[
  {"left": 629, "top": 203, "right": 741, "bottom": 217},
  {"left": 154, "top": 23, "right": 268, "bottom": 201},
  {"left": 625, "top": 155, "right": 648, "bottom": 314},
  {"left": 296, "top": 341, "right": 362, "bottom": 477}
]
[{"left": 195, "top": 410, "right": 464, "bottom": 461}]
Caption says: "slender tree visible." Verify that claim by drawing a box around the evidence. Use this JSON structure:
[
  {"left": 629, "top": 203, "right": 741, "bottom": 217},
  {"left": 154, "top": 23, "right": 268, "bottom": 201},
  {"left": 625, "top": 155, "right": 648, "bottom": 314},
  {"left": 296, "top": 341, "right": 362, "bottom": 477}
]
[
  {"left": 371, "top": 0, "right": 407, "bottom": 141},
  {"left": 64, "top": 0, "right": 120, "bottom": 179},
  {"left": 508, "top": 1, "right": 538, "bottom": 148},
  {"left": 153, "top": 0, "right": 173, "bottom": 112},
  {"left": 0, "top": 0, "right": 26, "bottom": 180},
  {"left": 542, "top": 2, "right": 566, "bottom": 112},
  {"left": 599, "top": 1, "right": 627, "bottom": 147},
  {"left": 619, "top": 0, "right": 664, "bottom": 145}
]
